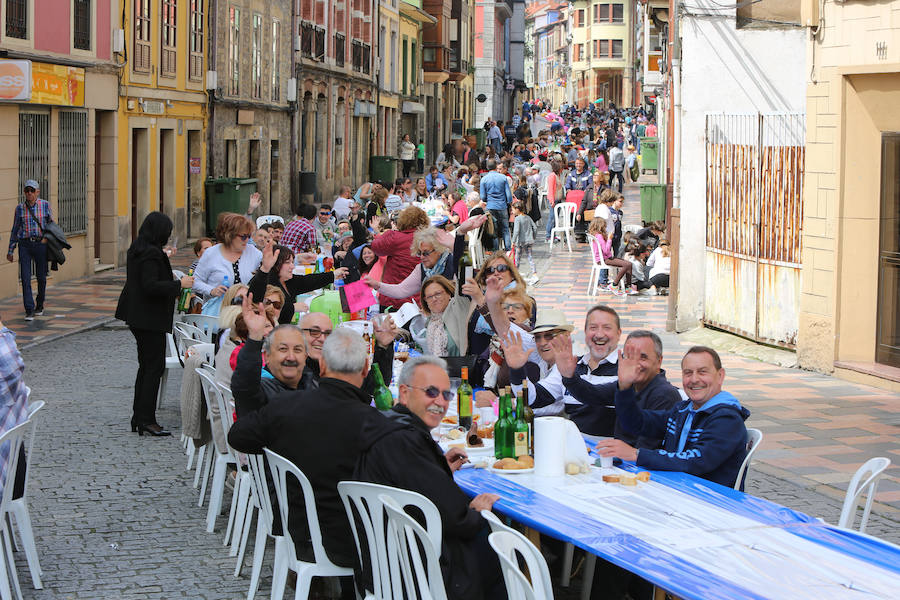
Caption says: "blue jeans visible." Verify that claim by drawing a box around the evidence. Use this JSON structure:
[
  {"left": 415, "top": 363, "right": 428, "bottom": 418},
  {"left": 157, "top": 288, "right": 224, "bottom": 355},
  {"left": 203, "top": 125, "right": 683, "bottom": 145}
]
[
  {"left": 490, "top": 138, "right": 502, "bottom": 155},
  {"left": 545, "top": 205, "right": 556, "bottom": 240},
  {"left": 17, "top": 239, "right": 47, "bottom": 312},
  {"left": 489, "top": 207, "right": 511, "bottom": 250}
]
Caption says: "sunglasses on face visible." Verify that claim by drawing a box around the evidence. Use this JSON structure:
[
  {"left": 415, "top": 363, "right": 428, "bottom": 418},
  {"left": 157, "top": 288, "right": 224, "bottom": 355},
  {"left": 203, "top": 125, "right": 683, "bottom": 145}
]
[
  {"left": 238, "top": 234, "right": 251, "bottom": 241},
  {"left": 502, "top": 302, "right": 526, "bottom": 311},
  {"left": 407, "top": 385, "right": 454, "bottom": 403},
  {"left": 264, "top": 299, "right": 283, "bottom": 309},
  {"left": 415, "top": 248, "right": 437, "bottom": 258},
  {"left": 230, "top": 295, "right": 246, "bottom": 305},
  {"left": 533, "top": 331, "right": 562, "bottom": 343},
  {"left": 301, "top": 327, "right": 332, "bottom": 339},
  {"left": 484, "top": 264, "right": 510, "bottom": 275}
]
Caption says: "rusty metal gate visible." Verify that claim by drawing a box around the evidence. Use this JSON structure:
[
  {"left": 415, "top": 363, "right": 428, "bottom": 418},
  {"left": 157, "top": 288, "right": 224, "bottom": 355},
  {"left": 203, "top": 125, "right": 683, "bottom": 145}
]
[{"left": 704, "top": 113, "right": 805, "bottom": 348}]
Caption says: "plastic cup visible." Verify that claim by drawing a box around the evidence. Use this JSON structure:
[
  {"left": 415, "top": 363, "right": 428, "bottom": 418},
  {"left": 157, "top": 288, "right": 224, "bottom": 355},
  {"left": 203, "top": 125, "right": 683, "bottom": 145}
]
[{"left": 600, "top": 455, "right": 614, "bottom": 469}]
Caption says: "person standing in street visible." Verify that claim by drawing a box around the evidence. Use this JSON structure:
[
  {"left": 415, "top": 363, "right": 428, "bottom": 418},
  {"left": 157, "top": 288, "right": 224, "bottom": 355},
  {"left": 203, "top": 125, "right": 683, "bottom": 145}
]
[
  {"left": 116, "top": 212, "right": 194, "bottom": 437},
  {"left": 609, "top": 143, "right": 626, "bottom": 193},
  {"left": 417, "top": 139, "right": 426, "bottom": 174},
  {"left": 399, "top": 134, "right": 417, "bottom": 178},
  {"left": 487, "top": 120, "right": 503, "bottom": 155},
  {"left": 479, "top": 159, "right": 513, "bottom": 249},
  {"left": 7, "top": 179, "right": 51, "bottom": 321}
]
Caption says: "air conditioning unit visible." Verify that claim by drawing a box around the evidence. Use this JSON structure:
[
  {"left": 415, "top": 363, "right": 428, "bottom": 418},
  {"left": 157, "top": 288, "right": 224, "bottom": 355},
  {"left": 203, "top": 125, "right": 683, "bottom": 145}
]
[
  {"left": 112, "top": 29, "right": 125, "bottom": 53},
  {"left": 206, "top": 70, "right": 217, "bottom": 90},
  {"left": 287, "top": 78, "right": 297, "bottom": 102},
  {"left": 295, "top": 35, "right": 302, "bottom": 51}
]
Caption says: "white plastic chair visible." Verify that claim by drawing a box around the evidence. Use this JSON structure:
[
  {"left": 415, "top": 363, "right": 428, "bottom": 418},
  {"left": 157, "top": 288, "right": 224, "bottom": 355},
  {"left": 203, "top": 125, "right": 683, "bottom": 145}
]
[
  {"left": 158, "top": 332, "right": 182, "bottom": 410},
  {"left": 256, "top": 215, "right": 285, "bottom": 228},
  {"left": 0, "top": 421, "right": 29, "bottom": 600},
  {"left": 586, "top": 237, "right": 612, "bottom": 296},
  {"left": 489, "top": 531, "right": 554, "bottom": 600},
  {"left": 176, "top": 314, "right": 219, "bottom": 341},
  {"left": 549, "top": 202, "right": 576, "bottom": 253},
  {"left": 243, "top": 453, "right": 278, "bottom": 600},
  {"left": 467, "top": 228, "right": 485, "bottom": 272},
  {"left": 6, "top": 401, "right": 45, "bottom": 591},
  {"left": 733, "top": 428, "right": 763, "bottom": 491},
  {"left": 381, "top": 494, "right": 447, "bottom": 600},
  {"left": 173, "top": 322, "right": 208, "bottom": 358},
  {"left": 264, "top": 449, "right": 354, "bottom": 600},
  {"left": 173, "top": 269, "right": 186, "bottom": 280},
  {"left": 481, "top": 511, "right": 553, "bottom": 599},
  {"left": 338, "top": 481, "right": 443, "bottom": 600},
  {"left": 196, "top": 370, "right": 241, "bottom": 538},
  {"left": 838, "top": 457, "right": 891, "bottom": 533}
]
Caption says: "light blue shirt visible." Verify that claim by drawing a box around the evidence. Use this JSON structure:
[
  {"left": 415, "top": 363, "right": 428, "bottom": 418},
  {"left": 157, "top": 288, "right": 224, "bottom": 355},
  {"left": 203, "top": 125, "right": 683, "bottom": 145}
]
[{"left": 479, "top": 171, "right": 512, "bottom": 211}]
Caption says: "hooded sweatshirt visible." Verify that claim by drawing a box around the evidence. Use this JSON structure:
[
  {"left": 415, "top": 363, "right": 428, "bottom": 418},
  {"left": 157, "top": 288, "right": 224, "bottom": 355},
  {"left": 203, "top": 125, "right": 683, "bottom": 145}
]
[
  {"left": 616, "top": 390, "right": 750, "bottom": 488},
  {"left": 354, "top": 405, "right": 491, "bottom": 600}
]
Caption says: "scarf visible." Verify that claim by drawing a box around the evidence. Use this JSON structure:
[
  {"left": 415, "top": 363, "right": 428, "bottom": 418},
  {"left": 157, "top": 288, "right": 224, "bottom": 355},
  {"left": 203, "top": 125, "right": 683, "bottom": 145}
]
[
  {"left": 422, "top": 251, "right": 451, "bottom": 280},
  {"left": 426, "top": 314, "right": 449, "bottom": 357}
]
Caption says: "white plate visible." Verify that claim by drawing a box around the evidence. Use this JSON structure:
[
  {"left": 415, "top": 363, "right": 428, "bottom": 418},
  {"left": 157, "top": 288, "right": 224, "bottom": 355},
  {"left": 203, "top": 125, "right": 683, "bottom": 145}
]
[{"left": 489, "top": 466, "right": 535, "bottom": 475}]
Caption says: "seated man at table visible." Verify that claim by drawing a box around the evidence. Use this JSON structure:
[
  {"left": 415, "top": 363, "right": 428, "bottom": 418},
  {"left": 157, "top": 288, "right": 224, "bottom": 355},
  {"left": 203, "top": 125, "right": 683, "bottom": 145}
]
[
  {"left": 231, "top": 298, "right": 316, "bottom": 417},
  {"left": 228, "top": 328, "right": 383, "bottom": 599},
  {"left": 596, "top": 345, "right": 750, "bottom": 489},
  {"left": 354, "top": 355, "right": 505, "bottom": 600}
]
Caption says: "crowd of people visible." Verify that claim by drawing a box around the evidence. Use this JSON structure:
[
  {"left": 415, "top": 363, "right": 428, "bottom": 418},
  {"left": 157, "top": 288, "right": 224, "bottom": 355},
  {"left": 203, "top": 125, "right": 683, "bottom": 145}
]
[{"left": 106, "top": 100, "right": 730, "bottom": 600}]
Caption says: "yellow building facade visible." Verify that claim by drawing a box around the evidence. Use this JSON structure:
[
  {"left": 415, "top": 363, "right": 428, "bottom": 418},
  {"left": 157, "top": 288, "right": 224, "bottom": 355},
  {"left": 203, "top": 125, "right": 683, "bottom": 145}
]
[
  {"left": 113, "top": 0, "right": 208, "bottom": 264},
  {"left": 798, "top": 0, "right": 900, "bottom": 391},
  {"left": 570, "top": 0, "right": 633, "bottom": 107}
]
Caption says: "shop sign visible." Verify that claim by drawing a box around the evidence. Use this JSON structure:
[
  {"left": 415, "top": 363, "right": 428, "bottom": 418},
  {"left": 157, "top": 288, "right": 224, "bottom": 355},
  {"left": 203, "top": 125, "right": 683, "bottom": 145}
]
[{"left": 0, "top": 60, "right": 32, "bottom": 101}]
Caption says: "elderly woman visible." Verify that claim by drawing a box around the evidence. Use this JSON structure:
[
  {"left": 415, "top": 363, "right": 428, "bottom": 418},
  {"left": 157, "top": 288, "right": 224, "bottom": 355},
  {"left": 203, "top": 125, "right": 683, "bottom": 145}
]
[
  {"left": 193, "top": 212, "right": 263, "bottom": 312},
  {"left": 248, "top": 244, "right": 348, "bottom": 324},
  {"left": 408, "top": 275, "right": 474, "bottom": 357},
  {"left": 365, "top": 217, "right": 485, "bottom": 301},
  {"left": 370, "top": 205, "right": 431, "bottom": 309}
]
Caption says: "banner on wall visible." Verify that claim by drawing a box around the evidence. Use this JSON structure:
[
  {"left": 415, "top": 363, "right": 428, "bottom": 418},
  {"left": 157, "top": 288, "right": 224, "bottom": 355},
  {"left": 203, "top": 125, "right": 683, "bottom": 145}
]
[{"left": 29, "top": 62, "right": 85, "bottom": 107}]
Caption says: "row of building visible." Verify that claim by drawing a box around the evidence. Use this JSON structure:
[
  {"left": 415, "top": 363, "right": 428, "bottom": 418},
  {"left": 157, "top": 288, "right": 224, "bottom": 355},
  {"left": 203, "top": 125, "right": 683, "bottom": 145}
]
[{"left": 0, "top": 0, "right": 530, "bottom": 301}]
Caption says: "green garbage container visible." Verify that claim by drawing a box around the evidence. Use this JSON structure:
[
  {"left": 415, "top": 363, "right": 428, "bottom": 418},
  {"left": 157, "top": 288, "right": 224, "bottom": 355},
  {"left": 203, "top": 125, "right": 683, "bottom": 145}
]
[
  {"left": 639, "top": 137, "right": 659, "bottom": 173},
  {"left": 640, "top": 184, "right": 667, "bottom": 224},
  {"left": 369, "top": 156, "right": 398, "bottom": 184},
  {"left": 467, "top": 127, "right": 486, "bottom": 150},
  {"left": 205, "top": 177, "right": 258, "bottom": 234}
]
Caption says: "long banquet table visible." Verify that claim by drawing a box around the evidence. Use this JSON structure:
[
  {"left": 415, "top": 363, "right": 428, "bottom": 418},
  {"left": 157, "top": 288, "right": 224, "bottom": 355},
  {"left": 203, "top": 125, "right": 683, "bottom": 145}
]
[{"left": 454, "top": 461, "right": 900, "bottom": 599}]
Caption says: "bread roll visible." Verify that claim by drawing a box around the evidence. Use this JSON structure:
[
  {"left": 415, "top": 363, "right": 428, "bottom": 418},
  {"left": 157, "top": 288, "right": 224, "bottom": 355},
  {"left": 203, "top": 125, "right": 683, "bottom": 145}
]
[
  {"left": 636, "top": 471, "right": 651, "bottom": 482},
  {"left": 516, "top": 455, "right": 535, "bottom": 468},
  {"left": 620, "top": 474, "right": 637, "bottom": 486},
  {"left": 566, "top": 462, "right": 581, "bottom": 475},
  {"left": 602, "top": 474, "right": 620, "bottom": 483}
]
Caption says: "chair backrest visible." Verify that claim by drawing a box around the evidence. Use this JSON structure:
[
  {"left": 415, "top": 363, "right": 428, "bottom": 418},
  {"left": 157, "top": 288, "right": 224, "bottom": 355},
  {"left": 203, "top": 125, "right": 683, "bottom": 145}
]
[
  {"left": 553, "top": 202, "right": 577, "bottom": 229},
  {"left": 838, "top": 457, "right": 891, "bottom": 533},
  {"left": 164, "top": 332, "right": 179, "bottom": 361},
  {"left": 186, "top": 342, "right": 215, "bottom": 366},
  {"left": 173, "top": 323, "right": 205, "bottom": 364},
  {"left": 381, "top": 494, "right": 447, "bottom": 600},
  {"left": 481, "top": 511, "right": 553, "bottom": 599},
  {"left": 467, "top": 228, "right": 484, "bottom": 271},
  {"left": 0, "top": 421, "right": 29, "bottom": 512},
  {"left": 338, "top": 481, "right": 443, "bottom": 599},
  {"left": 177, "top": 314, "right": 220, "bottom": 339},
  {"left": 175, "top": 320, "right": 212, "bottom": 343},
  {"left": 196, "top": 370, "right": 235, "bottom": 459},
  {"left": 246, "top": 452, "right": 276, "bottom": 537},
  {"left": 588, "top": 236, "right": 608, "bottom": 268},
  {"left": 256, "top": 215, "right": 285, "bottom": 228},
  {"left": 733, "top": 428, "right": 763, "bottom": 491},
  {"left": 173, "top": 269, "right": 186, "bottom": 280},
  {"left": 488, "top": 531, "right": 554, "bottom": 600},
  {"left": 17, "top": 400, "right": 45, "bottom": 501},
  {"left": 264, "top": 448, "right": 340, "bottom": 569}
]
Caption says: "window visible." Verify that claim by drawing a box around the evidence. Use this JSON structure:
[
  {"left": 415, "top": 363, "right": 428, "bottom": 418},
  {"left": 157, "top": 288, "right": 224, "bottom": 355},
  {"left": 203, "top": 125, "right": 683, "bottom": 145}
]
[
  {"left": 73, "top": 0, "right": 91, "bottom": 50},
  {"left": 402, "top": 37, "right": 408, "bottom": 95},
  {"left": 251, "top": 14, "right": 262, "bottom": 99},
  {"left": 189, "top": 0, "right": 204, "bottom": 81},
  {"left": 612, "top": 39, "right": 623, "bottom": 58},
  {"left": 334, "top": 32, "right": 345, "bottom": 67},
  {"left": 596, "top": 3, "right": 624, "bottom": 24},
  {"left": 593, "top": 4, "right": 598, "bottom": 24},
  {"left": 272, "top": 20, "right": 281, "bottom": 100},
  {"left": 5, "top": 0, "right": 27, "bottom": 39},
  {"left": 229, "top": 7, "right": 241, "bottom": 95},
  {"left": 594, "top": 39, "right": 623, "bottom": 59},
  {"left": 161, "top": 0, "right": 177, "bottom": 78},
  {"left": 877, "top": 134, "right": 900, "bottom": 367},
  {"left": 410, "top": 41, "right": 416, "bottom": 94},
  {"left": 134, "top": 0, "right": 151, "bottom": 73},
  {"left": 575, "top": 9, "right": 585, "bottom": 28},
  {"left": 18, "top": 113, "right": 50, "bottom": 204},
  {"left": 58, "top": 112, "right": 88, "bottom": 235}
]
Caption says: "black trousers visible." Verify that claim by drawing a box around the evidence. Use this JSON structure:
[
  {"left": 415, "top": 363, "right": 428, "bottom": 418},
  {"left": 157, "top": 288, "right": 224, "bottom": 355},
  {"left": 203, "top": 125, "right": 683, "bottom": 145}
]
[
  {"left": 130, "top": 327, "right": 166, "bottom": 426},
  {"left": 402, "top": 159, "right": 415, "bottom": 178}
]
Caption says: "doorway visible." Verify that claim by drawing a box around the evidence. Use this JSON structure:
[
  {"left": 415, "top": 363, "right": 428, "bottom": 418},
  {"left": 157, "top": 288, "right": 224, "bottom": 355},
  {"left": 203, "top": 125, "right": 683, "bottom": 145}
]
[
  {"left": 187, "top": 129, "right": 202, "bottom": 238},
  {"left": 876, "top": 133, "right": 900, "bottom": 367},
  {"left": 131, "top": 127, "right": 149, "bottom": 240}
]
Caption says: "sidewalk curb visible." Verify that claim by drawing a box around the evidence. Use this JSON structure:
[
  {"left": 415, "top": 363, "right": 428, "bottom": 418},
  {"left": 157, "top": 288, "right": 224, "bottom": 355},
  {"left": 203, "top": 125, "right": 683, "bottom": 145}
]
[{"left": 19, "top": 316, "right": 121, "bottom": 351}]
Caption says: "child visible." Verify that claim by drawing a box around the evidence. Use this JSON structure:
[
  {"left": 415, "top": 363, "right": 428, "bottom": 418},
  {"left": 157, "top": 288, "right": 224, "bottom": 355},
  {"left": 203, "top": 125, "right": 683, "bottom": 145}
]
[
  {"left": 510, "top": 201, "right": 537, "bottom": 276},
  {"left": 191, "top": 237, "right": 213, "bottom": 271},
  {"left": 588, "top": 218, "right": 634, "bottom": 296}
]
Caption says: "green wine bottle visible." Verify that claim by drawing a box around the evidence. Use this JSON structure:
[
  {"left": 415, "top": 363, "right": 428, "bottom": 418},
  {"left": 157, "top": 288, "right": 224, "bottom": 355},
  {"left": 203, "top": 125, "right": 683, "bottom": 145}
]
[
  {"left": 494, "top": 393, "right": 512, "bottom": 460},
  {"left": 177, "top": 268, "right": 194, "bottom": 313},
  {"left": 371, "top": 364, "right": 394, "bottom": 411},
  {"left": 522, "top": 387, "right": 535, "bottom": 456},
  {"left": 514, "top": 390, "right": 530, "bottom": 458},
  {"left": 457, "top": 367, "right": 473, "bottom": 430},
  {"left": 457, "top": 249, "right": 473, "bottom": 295}
]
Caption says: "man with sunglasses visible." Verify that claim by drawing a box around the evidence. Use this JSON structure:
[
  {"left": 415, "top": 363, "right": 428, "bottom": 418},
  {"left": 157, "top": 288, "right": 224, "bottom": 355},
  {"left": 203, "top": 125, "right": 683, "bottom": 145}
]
[{"left": 355, "top": 355, "right": 505, "bottom": 600}]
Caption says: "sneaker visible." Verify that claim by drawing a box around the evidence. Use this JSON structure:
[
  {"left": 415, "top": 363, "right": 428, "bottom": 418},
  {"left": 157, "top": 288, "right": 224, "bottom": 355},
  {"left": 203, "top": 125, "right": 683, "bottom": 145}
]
[
  {"left": 598, "top": 284, "right": 612, "bottom": 292},
  {"left": 24, "top": 312, "right": 34, "bottom": 321},
  {"left": 611, "top": 288, "right": 626, "bottom": 297},
  {"left": 627, "top": 286, "right": 639, "bottom": 296},
  {"left": 34, "top": 307, "right": 44, "bottom": 316}
]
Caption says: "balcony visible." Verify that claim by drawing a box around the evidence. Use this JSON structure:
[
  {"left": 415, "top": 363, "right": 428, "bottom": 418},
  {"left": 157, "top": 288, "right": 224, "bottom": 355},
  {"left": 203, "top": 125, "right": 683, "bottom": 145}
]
[
  {"left": 351, "top": 40, "right": 371, "bottom": 75},
  {"left": 300, "top": 21, "right": 326, "bottom": 61},
  {"left": 448, "top": 40, "right": 468, "bottom": 81},
  {"left": 423, "top": 44, "right": 450, "bottom": 83}
]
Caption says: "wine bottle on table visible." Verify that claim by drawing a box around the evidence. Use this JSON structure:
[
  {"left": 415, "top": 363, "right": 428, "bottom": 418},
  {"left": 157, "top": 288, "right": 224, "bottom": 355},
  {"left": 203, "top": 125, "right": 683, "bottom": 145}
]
[
  {"left": 457, "top": 249, "right": 473, "bottom": 295},
  {"left": 514, "top": 391, "right": 529, "bottom": 458},
  {"left": 371, "top": 364, "right": 394, "bottom": 411},
  {"left": 522, "top": 387, "right": 535, "bottom": 456},
  {"left": 177, "top": 268, "right": 194, "bottom": 313},
  {"left": 457, "top": 367, "right": 473, "bottom": 430},
  {"left": 494, "top": 393, "right": 512, "bottom": 459}
]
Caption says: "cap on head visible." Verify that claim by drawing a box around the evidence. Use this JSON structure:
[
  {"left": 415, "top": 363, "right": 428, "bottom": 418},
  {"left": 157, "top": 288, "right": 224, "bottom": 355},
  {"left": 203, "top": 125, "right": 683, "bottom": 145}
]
[
  {"left": 530, "top": 308, "right": 575, "bottom": 335},
  {"left": 24, "top": 179, "right": 39, "bottom": 191}
]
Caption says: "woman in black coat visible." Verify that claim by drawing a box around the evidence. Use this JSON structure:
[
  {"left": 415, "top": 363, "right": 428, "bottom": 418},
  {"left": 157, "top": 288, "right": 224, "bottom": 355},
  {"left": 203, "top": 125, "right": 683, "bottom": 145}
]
[{"left": 115, "top": 212, "right": 192, "bottom": 436}]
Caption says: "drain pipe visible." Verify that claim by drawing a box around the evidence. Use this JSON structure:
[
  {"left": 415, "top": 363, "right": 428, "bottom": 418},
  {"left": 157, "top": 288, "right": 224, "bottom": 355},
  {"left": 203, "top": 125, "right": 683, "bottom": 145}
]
[{"left": 666, "top": 0, "right": 681, "bottom": 332}]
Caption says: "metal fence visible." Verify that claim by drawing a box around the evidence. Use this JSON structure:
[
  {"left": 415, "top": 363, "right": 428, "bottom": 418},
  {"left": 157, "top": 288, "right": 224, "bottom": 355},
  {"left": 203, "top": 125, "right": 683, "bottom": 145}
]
[{"left": 58, "top": 111, "right": 88, "bottom": 235}]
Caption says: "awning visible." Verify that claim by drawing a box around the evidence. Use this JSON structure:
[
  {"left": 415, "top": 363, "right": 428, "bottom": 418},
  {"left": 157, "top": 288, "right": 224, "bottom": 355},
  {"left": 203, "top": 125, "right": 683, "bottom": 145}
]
[{"left": 402, "top": 101, "right": 425, "bottom": 114}]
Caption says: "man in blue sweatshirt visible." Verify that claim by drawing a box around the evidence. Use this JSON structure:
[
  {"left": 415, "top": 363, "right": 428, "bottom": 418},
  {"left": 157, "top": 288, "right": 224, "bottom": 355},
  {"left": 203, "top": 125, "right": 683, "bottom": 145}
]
[
  {"left": 596, "top": 345, "right": 750, "bottom": 489},
  {"left": 479, "top": 159, "right": 513, "bottom": 249}
]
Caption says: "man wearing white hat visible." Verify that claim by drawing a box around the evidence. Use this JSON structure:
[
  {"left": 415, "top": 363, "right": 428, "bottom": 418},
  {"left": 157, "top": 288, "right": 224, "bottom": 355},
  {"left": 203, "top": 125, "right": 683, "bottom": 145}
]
[{"left": 7, "top": 179, "right": 52, "bottom": 321}]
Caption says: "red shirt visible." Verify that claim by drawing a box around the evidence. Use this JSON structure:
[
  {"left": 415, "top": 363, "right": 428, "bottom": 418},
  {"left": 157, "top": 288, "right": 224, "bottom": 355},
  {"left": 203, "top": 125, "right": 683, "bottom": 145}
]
[
  {"left": 370, "top": 229, "right": 420, "bottom": 309},
  {"left": 280, "top": 218, "right": 316, "bottom": 253}
]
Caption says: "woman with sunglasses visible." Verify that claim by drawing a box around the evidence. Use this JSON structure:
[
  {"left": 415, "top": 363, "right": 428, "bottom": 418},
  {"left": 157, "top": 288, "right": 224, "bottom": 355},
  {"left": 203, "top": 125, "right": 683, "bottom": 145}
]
[
  {"left": 365, "top": 216, "right": 487, "bottom": 302},
  {"left": 247, "top": 243, "right": 348, "bottom": 324},
  {"left": 407, "top": 275, "right": 483, "bottom": 356},
  {"left": 192, "top": 212, "right": 263, "bottom": 315}
]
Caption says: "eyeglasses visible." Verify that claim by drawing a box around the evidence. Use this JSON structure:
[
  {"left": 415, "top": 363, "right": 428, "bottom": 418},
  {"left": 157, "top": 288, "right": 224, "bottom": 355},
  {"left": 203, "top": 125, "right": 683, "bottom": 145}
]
[
  {"left": 301, "top": 327, "right": 332, "bottom": 339},
  {"left": 484, "top": 264, "right": 510, "bottom": 275},
  {"left": 424, "top": 290, "right": 447, "bottom": 302},
  {"left": 238, "top": 234, "right": 251, "bottom": 241},
  {"left": 230, "top": 295, "right": 246, "bottom": 306},
  {"left": 406, "top": 385, "right": 454, "bottom": 403},
  {"left": 415, "top": 248, "right": 437, "bottom": 258},
  {"left": 264, "top": 299, "right": 283, "bottom": 309},
  {"left": 502, "top": 302, "right": 526, "bottom": 311},
  {"left": 533, "top": 330, "right": 563, "bottom": 343}
]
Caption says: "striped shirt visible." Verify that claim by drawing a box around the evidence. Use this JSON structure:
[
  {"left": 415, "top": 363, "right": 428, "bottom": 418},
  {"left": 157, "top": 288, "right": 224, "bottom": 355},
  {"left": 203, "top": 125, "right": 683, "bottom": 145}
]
[{"left": 0, "top": 328, "right": 29, "bottom": 499}]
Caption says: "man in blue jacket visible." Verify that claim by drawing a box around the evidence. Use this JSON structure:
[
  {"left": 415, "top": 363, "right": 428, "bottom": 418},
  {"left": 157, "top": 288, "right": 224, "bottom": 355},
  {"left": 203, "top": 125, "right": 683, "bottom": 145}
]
[
  {"left": 596, "top": 345, "right": 749, "bottom": 489},
  {"left": 479, "top": 159, "right": 513, "bottom": 249}
]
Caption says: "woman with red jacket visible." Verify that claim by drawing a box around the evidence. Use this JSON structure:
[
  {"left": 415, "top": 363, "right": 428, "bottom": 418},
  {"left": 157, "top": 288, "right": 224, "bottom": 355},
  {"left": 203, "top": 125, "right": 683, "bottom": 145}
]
[{"left": 370, "top": 205, "right": 430, "bottom": 310}]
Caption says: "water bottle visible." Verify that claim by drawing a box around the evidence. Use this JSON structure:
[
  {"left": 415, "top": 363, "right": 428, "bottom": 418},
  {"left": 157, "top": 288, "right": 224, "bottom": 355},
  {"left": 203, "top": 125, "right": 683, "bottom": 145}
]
[{"left": 223, "top": 274, "right": 230, "bottom": 291}]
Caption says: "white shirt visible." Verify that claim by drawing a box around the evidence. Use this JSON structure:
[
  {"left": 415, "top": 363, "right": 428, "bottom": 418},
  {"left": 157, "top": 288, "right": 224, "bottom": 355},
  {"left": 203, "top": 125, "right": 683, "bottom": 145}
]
[
  {"left": 333, "top": 196, "right": 353, "bottom": 219},
  {"left": 512, "top": 350, "right": 618, "bottom": 416}
]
